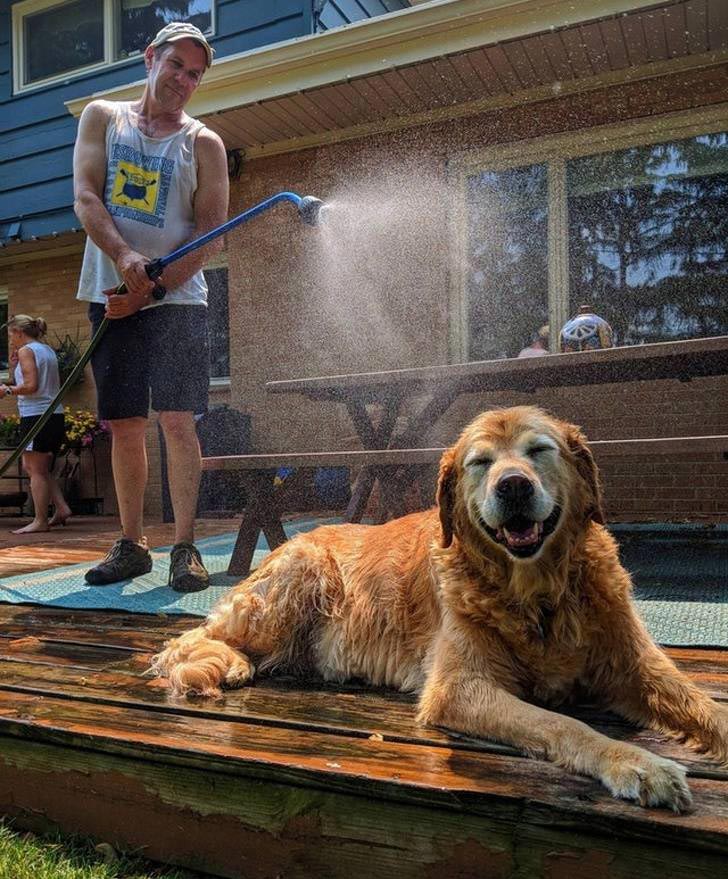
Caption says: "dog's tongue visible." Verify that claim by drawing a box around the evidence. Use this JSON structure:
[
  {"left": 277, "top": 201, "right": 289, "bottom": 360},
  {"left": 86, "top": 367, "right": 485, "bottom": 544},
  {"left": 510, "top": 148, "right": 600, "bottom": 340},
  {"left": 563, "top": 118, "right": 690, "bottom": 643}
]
[{"left": 501, "top": 521, "right": 542, "bottom": 547}]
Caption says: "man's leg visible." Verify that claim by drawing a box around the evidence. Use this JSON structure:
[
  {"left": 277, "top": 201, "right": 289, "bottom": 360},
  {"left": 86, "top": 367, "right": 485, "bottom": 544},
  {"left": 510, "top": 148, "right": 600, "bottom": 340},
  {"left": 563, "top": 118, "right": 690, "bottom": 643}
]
[
  {"left": 85, "top": 304, "right": 153, "bottom": 585},
  {"left": 150, "top": 305, "right": 210, "bottom": 593},
  {"left": 109, "top": 416, "right": 148, "bottom": 541},
  {"left": 158, "top": 410, "right": 200, "bottom": 545}
]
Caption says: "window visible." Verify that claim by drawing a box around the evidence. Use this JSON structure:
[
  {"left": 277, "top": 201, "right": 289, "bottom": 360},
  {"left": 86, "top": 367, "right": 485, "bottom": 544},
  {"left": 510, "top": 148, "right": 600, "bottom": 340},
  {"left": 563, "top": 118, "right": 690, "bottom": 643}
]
[
  {"left": 456, "top": 113, "right": 728, "bottom": 359},
  {"left": 205, "top": 267, "right": 229, "bottom": 380},
  {"left": 0, "top": 297, "right": 8, "bottom": 373},
  {"left": 117, "top": 0, "right": 212, "bottom": 62},
  {"left": 568, "top": 135, "right": 728, "bottom": 345},
  {"left": 466, "top": 164, "right": 549, "bottom": 360},
  {"left": 12, "top": 0, "right": 214, "bottom": 92}
]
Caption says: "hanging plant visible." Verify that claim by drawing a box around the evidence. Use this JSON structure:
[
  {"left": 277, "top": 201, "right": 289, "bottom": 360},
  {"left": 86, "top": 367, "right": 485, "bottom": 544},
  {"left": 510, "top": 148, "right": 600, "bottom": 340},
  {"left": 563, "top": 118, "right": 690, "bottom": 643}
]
[{"left": 53, "top": 325, "right": 87, "bottom": 386}]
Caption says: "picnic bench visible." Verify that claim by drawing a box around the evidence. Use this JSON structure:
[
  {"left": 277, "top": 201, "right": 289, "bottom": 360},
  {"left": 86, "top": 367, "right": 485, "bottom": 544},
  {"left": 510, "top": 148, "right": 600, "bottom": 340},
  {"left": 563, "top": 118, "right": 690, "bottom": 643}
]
[{"left": 204, "top": 336, "right": 728, "bottom": 577}]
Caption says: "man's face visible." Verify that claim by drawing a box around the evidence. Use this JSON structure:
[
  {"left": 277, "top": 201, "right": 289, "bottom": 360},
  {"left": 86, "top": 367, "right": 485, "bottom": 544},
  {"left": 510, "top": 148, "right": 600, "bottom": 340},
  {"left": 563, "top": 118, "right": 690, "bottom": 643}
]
[{"left": 145, "top": 39, "right": 207, "bottom": 111}]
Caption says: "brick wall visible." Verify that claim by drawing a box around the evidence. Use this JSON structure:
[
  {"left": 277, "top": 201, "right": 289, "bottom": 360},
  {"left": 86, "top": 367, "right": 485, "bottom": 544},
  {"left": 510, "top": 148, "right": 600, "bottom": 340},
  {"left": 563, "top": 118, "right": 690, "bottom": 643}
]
[
  {"left": 221, "top": 62, "right": 728, "bottom": 523},
  {"left": 2, "top": 62, "right": 727, "bottom": 523}
]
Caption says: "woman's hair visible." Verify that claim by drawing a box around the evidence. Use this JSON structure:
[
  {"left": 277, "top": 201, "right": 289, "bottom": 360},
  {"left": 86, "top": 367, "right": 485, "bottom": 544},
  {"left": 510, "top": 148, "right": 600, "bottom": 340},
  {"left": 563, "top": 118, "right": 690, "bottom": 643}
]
[{"left": 7, "top": 314, "right": 48, "bottom": 339}]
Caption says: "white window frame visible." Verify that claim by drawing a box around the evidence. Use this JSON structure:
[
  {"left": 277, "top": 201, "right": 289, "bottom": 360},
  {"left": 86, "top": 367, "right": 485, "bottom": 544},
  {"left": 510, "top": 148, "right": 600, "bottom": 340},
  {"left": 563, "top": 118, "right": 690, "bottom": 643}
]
[
  {"left": 448, "top": 104, "right": 728, "bottom": 362},
  {"left": 12, "top": 0, "right": 216, "bottom": 94}
]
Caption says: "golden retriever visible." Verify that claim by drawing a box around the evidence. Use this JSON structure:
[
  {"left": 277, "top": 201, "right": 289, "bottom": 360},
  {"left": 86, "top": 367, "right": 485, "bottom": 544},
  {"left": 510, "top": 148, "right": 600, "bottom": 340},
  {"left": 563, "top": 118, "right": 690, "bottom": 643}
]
[{"left": 153, "top": 405, "right": 728, "bottom": 810}]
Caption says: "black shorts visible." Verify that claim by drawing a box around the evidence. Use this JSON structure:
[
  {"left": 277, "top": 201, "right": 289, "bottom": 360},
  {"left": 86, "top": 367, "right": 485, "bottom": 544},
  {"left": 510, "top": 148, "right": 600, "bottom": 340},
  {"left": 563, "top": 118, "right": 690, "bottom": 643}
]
[
  {"left": 89, "top": 303, "right": 210, "bottom": 420},
  {"left": 19, "top": 413, "right": 66, "bottom": 454}
]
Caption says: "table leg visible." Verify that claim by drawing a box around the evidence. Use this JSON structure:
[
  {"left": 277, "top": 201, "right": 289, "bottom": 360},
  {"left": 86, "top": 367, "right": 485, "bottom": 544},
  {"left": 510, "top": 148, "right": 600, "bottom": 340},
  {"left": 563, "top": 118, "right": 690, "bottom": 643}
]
[
  {"left": 341, "top": 387, "right": 458, "bottom": 522},
  {"left": 345, "top": 466, "right": 377, "bottom": 522},
  {"left": 227, "top": 470, "right": 277, "bottom": 577},
  {"left": 343, "top": 395, "right": 400, "bottom": 522}
]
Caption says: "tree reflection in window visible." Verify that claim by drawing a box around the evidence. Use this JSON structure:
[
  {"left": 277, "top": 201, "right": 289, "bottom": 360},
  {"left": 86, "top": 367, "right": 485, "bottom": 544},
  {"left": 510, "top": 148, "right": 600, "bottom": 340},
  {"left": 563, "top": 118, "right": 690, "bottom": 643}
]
[
  {"left": 568, "top": 133, "right": 728, "bottom": 345},
  {"left": 117, "top": 0, "right": 212, "bottom": 61},
  {"left": 466, "top": 164, "right": 549, "bottom": 361}
]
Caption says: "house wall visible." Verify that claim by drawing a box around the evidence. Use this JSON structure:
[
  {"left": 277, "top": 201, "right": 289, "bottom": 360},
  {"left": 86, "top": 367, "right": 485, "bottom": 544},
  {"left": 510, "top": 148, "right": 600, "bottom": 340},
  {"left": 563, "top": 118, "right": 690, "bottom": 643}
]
[
  {"left": 223, "top": 61, "right": 728, "bottom": 523},
  {"left": 2, "top": 61, "right": 726, "bottom": 523},
  {"left": 0, "top": 0, "right": 314, "bottom": 240}
]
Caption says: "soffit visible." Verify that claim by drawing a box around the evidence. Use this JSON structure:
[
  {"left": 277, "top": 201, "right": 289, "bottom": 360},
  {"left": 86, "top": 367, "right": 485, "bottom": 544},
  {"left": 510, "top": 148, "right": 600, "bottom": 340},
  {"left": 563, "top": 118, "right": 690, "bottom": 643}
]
[{"left": 66, "top": 0, "right": 728, "bottom": 158}]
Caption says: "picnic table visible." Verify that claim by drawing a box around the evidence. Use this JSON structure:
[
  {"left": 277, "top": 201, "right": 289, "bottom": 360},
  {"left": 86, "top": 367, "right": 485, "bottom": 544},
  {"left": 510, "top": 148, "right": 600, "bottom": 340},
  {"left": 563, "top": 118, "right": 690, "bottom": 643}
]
[{"left": 205, "top": 335, "right": 728, "bottom": 575}]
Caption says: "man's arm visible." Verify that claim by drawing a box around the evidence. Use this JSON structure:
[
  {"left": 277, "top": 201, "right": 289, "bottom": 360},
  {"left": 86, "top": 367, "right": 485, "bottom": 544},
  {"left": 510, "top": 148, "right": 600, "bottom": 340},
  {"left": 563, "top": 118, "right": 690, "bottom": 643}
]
[
  {"left": 157, "top": 127, "right": 230, "bottom": 292},
  {"left": 73, "top": 100, "right": 154, "bottom": 303}
]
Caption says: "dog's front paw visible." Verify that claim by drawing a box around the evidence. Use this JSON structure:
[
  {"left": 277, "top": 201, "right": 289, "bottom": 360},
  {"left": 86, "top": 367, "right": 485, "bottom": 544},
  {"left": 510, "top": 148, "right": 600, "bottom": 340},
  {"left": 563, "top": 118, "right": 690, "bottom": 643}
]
[
  {"left": 223, "top": 655, "right": 255, "bottom": 689},
  {"left": 600, "top": 747, "right": 692, "bottom": 812}
]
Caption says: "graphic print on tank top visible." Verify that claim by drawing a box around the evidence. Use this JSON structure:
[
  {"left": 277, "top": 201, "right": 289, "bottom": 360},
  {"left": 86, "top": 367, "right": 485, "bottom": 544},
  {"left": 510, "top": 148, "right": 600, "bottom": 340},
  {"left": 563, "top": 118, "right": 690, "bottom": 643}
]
[{"left": 106, "top": 143, "right": 174, "bottom": 227}]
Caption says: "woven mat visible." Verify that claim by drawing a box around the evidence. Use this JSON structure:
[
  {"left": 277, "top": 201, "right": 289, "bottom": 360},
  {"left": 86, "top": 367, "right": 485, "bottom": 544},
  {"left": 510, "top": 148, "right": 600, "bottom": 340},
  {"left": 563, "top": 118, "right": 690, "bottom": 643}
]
[{"left": 0, "top": 522, "right": 725, "bottom": 646}]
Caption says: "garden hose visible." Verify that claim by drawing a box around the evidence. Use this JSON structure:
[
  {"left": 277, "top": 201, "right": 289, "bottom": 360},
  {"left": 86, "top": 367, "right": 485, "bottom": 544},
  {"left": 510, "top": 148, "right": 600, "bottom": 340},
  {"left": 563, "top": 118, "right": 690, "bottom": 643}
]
[{"left": 0, "top": 191, "right": 326, "bottom": 480}]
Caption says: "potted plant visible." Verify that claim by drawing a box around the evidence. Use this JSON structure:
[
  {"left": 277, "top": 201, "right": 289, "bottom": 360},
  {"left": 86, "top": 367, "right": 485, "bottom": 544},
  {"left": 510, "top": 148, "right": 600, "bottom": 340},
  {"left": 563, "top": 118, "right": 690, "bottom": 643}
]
[
  {"left": 59, "top": 408, "right": 110, "bottom": 514},
  {"left": 0, "top": 413, "right": 21, "bottom": 449}
]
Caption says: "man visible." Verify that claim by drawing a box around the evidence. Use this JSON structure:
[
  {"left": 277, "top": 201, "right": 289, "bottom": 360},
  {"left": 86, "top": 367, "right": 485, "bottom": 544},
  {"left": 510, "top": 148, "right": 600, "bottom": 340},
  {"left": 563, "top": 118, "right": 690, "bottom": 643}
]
[{"left": 73, "top": 22, "right": 229, "bottom": 591}]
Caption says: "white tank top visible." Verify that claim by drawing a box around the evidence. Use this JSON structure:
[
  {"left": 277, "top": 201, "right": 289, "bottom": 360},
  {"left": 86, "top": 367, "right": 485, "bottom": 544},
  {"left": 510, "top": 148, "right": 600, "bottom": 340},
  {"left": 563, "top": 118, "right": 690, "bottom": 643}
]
[
  {"left": 15, "top": 342, "right": 64, "bottom": 417},
  {"left": 76, "top": 102, "right": 208, "bottom": 309}
]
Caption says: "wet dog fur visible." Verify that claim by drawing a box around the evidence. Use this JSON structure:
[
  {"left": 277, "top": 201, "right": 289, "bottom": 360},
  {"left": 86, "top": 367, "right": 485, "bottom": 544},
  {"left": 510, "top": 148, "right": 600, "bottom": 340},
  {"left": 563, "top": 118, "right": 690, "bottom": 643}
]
[{"left": 152, "top": 405, "right": 728, "bottom": 810}]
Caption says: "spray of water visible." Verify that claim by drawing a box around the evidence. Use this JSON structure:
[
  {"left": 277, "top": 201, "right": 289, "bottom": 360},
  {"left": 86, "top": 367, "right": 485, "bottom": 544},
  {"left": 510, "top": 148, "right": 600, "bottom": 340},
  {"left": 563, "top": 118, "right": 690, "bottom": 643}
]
[{"left": 302, "top": 163, "right": 452, "bottom": 373}]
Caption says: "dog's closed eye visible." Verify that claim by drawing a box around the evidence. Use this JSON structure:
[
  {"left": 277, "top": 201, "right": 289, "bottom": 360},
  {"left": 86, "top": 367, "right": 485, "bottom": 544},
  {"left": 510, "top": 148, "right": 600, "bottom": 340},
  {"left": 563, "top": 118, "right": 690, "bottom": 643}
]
[
  {"left": 527, "top": 445, "right": 557, "bottom": 457},
  {"left": 466, "top": 455, "right": 493, "bottom": 469}
]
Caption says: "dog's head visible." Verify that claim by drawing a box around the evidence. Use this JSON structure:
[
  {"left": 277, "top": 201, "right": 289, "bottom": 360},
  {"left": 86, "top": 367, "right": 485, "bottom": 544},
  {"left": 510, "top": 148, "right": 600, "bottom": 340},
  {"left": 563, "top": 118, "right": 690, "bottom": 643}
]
[{"left": 437, "top": 406, "right": 604, "bottom": 561}]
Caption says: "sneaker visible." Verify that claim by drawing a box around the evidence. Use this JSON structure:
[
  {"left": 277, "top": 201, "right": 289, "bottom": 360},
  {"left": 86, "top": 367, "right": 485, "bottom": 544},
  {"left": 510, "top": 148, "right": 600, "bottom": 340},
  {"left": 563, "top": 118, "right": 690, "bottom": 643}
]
[
  {"left": 85, "top": 538, "right": 153, "bottom": 585},
  {"left": 169, "top": 542, "right": 210, "bottom": 593}
]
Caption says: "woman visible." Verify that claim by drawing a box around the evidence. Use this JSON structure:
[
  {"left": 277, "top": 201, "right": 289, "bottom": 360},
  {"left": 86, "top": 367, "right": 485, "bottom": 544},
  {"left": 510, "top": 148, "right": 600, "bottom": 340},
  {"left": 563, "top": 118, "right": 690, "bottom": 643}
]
[{"left": 0, "top": 315, "right": 71, "bottom": 533}]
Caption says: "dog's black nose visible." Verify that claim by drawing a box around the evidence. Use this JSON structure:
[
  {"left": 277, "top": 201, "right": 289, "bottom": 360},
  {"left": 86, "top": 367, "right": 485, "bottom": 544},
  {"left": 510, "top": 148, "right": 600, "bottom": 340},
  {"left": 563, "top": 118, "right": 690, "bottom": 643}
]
[{"left": 496, "top": 474, "right": 534, "bottom": 502}]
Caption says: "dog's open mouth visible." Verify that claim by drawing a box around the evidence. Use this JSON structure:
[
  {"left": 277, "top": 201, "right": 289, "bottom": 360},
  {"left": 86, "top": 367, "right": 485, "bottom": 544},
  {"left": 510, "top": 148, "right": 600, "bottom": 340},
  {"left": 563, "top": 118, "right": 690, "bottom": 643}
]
[{"left": 481, "top": 506, "right": 562, "bottom": 558}]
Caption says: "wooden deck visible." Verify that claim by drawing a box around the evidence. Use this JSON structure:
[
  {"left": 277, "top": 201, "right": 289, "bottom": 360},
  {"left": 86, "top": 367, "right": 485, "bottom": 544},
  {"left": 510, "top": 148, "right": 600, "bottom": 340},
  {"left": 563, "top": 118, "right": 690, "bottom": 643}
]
[{"left": 0, "top": 524, "right": 727, "bottom": 877}]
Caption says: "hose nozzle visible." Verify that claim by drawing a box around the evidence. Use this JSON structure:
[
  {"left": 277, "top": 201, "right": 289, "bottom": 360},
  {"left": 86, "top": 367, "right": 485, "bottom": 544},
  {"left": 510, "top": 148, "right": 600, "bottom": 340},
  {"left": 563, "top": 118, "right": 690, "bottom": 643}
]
[{"left": 298, "top": 195, "right": 327, "bottom": 226}]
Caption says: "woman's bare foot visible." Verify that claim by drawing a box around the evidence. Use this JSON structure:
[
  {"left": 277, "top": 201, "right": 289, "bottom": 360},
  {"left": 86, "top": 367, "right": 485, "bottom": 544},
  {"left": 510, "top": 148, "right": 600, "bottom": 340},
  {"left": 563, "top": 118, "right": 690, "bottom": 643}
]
[
  {"left": 49, "top": 507, "right": 72, "bottom": 527},
  {"left": 11, "top": 521, "right": 51, "bottom": 534}
]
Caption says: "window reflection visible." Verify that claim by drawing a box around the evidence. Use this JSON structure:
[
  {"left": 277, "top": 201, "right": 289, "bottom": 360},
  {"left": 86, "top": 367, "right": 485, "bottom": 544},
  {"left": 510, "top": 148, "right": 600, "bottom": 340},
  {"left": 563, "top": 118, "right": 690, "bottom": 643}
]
[
  {"left": 204, "top": 268, "right": 230, "bottom": 379},
  {"left": 117, "top": 0, "right": 213, "bottom": 60},
  {"left": 568, "top": 133, "right": 728, "bottom": 345},
  {"left": 25, "top": 0, "right": 103, "bottom": 84},
  {"left": 466, "top": 164, "right": 549, "bottom": 361}
]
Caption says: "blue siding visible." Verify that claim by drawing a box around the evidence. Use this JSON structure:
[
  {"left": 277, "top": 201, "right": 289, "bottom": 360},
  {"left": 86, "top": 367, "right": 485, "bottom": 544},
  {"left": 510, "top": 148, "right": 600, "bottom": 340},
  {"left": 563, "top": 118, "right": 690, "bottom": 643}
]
[
  {"left": 316, "top": 0, "right": 409, "bottom": 32},
  {"left": 0, "top": 0, "right": 312, "bottom": 241}
]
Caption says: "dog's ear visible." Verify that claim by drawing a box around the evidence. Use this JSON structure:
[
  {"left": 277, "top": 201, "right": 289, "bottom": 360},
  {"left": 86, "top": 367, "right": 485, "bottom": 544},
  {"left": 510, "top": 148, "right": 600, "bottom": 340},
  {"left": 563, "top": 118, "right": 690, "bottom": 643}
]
[
  {"left": 564, "top": 425, "right": 605, "bottom": 525},
  {"left": 436, "top": 447, "right": 457, "bottom": 547}
]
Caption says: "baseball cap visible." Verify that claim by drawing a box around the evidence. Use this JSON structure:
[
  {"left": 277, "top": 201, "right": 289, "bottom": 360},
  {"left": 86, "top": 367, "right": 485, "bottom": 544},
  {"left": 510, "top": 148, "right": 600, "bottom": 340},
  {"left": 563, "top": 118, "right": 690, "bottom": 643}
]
[{"left": 149, "top": 22, "right": 214, "bottom": 68}]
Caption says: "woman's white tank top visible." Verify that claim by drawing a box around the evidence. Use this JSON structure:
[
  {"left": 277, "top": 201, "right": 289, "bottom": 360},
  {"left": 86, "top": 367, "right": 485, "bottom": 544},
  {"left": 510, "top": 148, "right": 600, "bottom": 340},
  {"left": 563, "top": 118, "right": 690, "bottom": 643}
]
[{"left": 15, "top": 342, "right": 64, "bottom": 417}]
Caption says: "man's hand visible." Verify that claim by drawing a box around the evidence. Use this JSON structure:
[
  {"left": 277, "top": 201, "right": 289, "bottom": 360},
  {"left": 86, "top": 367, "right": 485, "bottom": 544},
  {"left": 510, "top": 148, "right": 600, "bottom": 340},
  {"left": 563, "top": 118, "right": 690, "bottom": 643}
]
[
  {"left": 104, "top": 286, "right": 150, "bottom": 320},
  {"left": 115, "top": 249, "right": 156, "bottom": 298}
]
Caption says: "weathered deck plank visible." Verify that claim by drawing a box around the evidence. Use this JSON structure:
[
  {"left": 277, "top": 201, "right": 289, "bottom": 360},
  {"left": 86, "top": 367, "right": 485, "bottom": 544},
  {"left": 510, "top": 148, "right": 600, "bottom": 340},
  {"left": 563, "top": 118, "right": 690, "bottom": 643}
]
[{"left": 0, "top": 603, "right": 727, "bottom": 878}]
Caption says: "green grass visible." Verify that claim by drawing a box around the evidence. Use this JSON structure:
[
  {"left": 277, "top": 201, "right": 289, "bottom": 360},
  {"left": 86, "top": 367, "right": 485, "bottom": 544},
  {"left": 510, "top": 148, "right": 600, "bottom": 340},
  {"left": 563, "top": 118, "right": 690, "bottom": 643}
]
[{"left": 0, "top": 822, "right": 206, "bottom": 879}]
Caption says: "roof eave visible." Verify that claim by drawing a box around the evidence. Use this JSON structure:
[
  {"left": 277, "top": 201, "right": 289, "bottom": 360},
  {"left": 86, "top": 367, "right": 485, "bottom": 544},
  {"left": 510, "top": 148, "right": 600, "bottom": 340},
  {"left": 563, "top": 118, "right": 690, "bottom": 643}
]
[{"left": 65, "top": 0, "right": 669, "bottom": 119}]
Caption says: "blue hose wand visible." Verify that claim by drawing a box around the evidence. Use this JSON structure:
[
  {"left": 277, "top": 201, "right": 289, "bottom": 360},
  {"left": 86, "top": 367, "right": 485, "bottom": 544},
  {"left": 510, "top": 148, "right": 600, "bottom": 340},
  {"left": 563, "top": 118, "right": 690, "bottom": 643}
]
[{"left": 0, "top": 191, "right": 326, "bottom": 479}]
